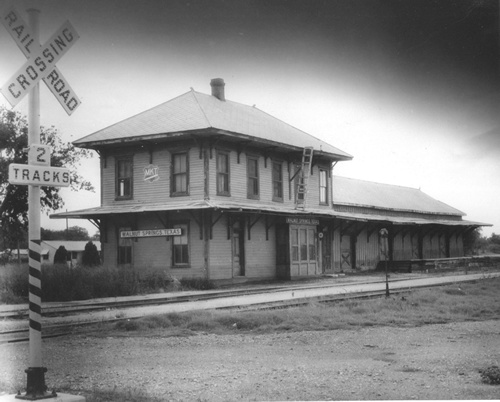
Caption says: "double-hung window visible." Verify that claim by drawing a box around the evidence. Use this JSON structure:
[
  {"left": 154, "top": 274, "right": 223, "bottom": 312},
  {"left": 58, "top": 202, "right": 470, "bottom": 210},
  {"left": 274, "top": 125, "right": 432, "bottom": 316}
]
[
  {"left": 118, "top": 227, "right": 132, "bottom": 264},
  {"left": 272, "top": 161, "right": 283, "bottom": 202},
  {"left": 116, "top": 157, "right": 133, "bottom": 200},
  {"left": 171, "top": 152, "right": 189, "bottom": 196},
  {"left": 319, "top": 168, "right": 328, "bottom": 205},
  {"left": 217, "top": 151, "right": 230, "bottom": 196},
  {"left": 173, "top": 223, "right": 189, "bottom": 267},
  {"left": 247, "top": 156, "right": 259, "bottom": 199}
]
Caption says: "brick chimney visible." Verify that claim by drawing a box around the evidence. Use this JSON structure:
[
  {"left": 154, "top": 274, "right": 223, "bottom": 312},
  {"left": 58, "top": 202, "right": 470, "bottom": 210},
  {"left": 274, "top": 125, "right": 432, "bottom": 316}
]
[{"left": 210, "top": 78, "right": 225, "bottom": 101}]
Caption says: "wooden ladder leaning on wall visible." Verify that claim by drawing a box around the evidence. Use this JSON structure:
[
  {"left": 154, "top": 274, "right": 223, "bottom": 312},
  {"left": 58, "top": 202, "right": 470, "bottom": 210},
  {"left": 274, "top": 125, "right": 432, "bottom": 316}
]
[{"left": 295, "top": 146, "right": 314, "bottom": 210}]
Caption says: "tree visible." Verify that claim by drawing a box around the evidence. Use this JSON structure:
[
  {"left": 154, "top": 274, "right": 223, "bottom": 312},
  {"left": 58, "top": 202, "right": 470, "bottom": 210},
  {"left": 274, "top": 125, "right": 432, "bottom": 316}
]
[
  {"left": 82, "top": 241, "right": 100, "bottom": 266},
  {"left": 41, "top": 226, "right": 90, "bottom": 241},
  {"left": 0, "top": 106, "right": 94, "bottom": 249},
  {"left": 53, "top": 245, "right": 68, "bottom": 264}
]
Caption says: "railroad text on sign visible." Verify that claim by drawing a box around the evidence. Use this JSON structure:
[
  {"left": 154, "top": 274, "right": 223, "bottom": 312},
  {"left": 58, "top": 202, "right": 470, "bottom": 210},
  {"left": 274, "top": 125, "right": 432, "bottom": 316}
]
[
  {"left": 0, "top": 20, "right": 79, "bottom": 107},
  {"left": 1, "top": 7, "right": 81, "bottom": 115},
  {"left": 9, "top": 163, "right": 70, "bottom": 187}
]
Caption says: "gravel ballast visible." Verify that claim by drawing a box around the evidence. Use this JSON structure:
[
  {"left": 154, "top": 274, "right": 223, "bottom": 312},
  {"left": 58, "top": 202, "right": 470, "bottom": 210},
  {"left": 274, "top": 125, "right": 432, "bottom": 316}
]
[{"left": 1, "top": 319, "right": 499, "bottom": 401}]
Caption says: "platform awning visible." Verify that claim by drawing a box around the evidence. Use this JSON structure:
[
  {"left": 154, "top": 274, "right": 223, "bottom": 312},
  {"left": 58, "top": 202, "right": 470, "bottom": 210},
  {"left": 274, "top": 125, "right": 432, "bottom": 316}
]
[{"left": 50, "top": 200, "right": 490, "bottom": 228}]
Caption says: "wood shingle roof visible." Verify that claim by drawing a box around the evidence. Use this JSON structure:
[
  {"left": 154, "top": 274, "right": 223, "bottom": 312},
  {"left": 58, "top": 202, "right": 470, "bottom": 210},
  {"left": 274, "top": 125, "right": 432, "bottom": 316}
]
[{"left": 74, "top": 89, "right": 352, "bottom": 161}]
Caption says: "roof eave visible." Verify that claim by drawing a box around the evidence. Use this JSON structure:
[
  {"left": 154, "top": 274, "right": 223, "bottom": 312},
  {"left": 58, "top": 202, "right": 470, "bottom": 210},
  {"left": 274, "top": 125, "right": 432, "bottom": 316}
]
[
  {"left": 73, "top": 128, "right": 353, "bottom": 161},
  {"left": 332, "top": 202, "right": 464, "bottom": 218}
]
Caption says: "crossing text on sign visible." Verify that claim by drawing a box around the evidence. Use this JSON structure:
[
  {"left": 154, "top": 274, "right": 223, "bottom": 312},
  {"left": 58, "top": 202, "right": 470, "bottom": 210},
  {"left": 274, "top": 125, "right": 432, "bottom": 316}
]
[
  {"left": 1, "top": 20, "right": 79, "bottom": 107},
  {"left": 1, "top": 8, "right": 81, "bottom": 115}
]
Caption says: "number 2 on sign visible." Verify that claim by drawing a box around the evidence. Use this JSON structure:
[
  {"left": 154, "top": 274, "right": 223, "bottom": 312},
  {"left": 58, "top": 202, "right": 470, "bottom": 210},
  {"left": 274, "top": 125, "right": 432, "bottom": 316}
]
[{"left": 29, "top": 144, "right": 51, "bottom": 166}]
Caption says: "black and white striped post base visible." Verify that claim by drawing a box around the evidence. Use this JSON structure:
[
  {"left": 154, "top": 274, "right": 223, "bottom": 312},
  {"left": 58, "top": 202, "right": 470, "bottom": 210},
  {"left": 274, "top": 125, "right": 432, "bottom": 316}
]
[{"left": 16, "top": 193, "right": 54, "bottom": 400}]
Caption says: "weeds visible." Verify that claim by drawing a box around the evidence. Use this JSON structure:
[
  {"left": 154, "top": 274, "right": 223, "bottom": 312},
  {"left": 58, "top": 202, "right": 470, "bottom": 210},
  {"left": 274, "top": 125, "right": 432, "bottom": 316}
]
[
  {"left": 108, "top": 277, "right": 500, "bottom": 336},
  {"left": 0, "top": 263, "right": 217, "bottom": 302}
]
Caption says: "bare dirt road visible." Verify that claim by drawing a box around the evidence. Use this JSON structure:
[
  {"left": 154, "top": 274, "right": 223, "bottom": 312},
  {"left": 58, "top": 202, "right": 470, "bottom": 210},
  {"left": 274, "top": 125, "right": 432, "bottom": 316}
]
[{"left": 1, "top": 319, "right": 499, "bottom": 401}]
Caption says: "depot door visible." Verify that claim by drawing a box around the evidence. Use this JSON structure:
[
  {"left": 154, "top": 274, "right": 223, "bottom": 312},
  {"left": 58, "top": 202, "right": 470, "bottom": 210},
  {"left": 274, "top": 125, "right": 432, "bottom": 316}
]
[
  {"left": 321, "top": 231, "right": 333, "bottom": 274},
  {"left": 232, "top": 220, "right": 245, "bottom": 276},
  {"left": 290, "top": 225, "right": 318, "bottom": 276}
]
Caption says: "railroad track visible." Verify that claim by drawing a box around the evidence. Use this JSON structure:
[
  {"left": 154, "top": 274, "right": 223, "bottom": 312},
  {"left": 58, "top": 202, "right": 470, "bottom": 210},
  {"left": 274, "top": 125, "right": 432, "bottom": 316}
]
[
  {"left": 0, "top": 287, "right": 409, "bottom": 344},
  {"left": 0, "top": 277, "right": 399, "bottom": 319},
  {"left": 2, "top": 271, "right": 498, "bottom": 344}
]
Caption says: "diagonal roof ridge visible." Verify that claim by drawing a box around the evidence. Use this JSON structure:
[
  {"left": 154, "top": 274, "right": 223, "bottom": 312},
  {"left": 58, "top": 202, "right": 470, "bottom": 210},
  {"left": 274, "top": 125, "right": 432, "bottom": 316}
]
[
  {"left": 191, "top": 89, "right": 212, "bottom": 128},
  {"left": 73, "top": 90, "right": 199, "bottom": 144}
]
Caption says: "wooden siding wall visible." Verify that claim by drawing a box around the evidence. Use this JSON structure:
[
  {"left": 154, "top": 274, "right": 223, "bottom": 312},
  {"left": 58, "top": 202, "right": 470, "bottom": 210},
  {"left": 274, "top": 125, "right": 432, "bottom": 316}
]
[
  {"left": 207, "top": 148, "right": 332, "bottom": 209},
  {"left": 209, "top": 214, "right": 233, "bottom": 280},
  {"left": 209, "top": 214, "right": 276, "bottom": 280},
  {"left": 102, "top": 146, "right": 204, "bottom": 206},
  {"left": 332, "top": 227, "right": 342, "bottom": 272},
  {"left": 355, "top": 229, "right": 380, "bottom": 270},
  {"left": 449, "top": 233, "right": 464, "bottom": 257},
  {"left": 393, "top": 233, "right": 415, "bottom": 260}
]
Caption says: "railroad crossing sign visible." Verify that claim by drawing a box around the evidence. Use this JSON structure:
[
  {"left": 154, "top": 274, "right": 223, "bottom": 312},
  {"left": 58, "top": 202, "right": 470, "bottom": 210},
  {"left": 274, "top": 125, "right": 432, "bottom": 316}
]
[{"left": 0, "top": 7, "right": 81, "bottom": 115}]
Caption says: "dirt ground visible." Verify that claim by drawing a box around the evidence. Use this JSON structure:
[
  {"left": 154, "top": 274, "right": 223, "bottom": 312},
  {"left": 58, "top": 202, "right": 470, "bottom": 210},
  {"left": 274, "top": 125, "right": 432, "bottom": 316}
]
[{"left": 1, "top": 319, "right": 500, "bottom": 401}]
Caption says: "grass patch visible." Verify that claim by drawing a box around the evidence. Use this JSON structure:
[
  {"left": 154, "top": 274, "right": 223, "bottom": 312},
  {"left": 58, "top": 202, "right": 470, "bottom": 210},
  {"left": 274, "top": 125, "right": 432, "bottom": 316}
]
[{"left": 107, "top": 277, "right": 500, "bottom": 337}]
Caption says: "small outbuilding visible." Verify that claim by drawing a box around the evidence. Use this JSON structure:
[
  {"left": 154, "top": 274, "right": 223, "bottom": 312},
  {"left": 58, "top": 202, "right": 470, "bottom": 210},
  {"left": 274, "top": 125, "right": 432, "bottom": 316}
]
[{"left": 41, "top": 241, "right": 101, "bottom": 266}]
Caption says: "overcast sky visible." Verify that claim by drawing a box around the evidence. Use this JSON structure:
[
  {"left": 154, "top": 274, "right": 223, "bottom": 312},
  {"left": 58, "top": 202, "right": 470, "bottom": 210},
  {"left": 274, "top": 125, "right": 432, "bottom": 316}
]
[{"left": 1, "top": 0, "right": 499, "bottom": 237}]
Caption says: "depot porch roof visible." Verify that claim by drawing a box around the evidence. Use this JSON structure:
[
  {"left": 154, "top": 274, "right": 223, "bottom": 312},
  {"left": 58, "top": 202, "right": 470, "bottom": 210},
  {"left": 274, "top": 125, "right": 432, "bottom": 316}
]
[{"left": 50, "top": 199, "right": 488, "bottom": 228}]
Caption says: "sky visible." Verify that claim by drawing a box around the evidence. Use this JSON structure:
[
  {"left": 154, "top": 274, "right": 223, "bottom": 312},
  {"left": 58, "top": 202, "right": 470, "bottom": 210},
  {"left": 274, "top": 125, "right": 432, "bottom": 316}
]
[{"left": 1, "top": 0, "right": 499, "bottom": 238}]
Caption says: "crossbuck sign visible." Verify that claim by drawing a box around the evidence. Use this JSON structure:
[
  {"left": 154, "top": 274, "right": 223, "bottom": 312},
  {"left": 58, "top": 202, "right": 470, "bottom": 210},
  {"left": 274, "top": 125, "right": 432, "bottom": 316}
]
[{"left": 0, "top": 7, "right": 81, "bottom": 115}]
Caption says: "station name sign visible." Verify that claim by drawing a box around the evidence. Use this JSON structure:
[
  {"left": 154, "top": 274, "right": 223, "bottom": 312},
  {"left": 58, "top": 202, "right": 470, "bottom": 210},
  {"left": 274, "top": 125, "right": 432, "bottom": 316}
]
[
  {"left": 121, "top": 229, "right": 182, "bottom": 238},
  {"left": 286, "top": 217, "right": 319, "bottom": 225},
  {"left": 9, "top": 163, "right": 70, "bottom": 187}
]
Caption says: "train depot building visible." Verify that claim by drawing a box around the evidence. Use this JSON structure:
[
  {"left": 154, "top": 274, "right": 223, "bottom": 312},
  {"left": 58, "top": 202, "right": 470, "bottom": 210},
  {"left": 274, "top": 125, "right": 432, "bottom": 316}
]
[{"left": 53, "top": 79, "right": 487, "bottom": 281}]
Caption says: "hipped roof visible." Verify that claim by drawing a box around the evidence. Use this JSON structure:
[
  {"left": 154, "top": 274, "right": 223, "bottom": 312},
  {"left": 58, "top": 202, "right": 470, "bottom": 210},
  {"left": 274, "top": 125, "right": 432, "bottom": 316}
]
[{"left": 73, "top": 90, "right": 352, "bottom": 161}]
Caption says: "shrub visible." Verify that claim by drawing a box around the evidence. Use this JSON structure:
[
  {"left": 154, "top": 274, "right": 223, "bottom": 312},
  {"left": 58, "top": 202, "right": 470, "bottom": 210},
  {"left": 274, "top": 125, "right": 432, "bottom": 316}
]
[
  {"left": 480, "top": 366, "right": 500, "bottom": 385},
  {"left": 82, "top": 241, "right": 101, "bottom": 266},
  {"left": 53, "top": 246, "right": 68, "bottom": 264}
]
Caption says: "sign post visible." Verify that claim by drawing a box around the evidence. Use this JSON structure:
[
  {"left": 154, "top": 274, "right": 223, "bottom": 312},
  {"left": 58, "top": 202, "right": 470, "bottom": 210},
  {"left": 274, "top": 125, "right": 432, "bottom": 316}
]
[
  {"left": 379, "top": 228, "right": 390, "bottom": 298},
  {"left": 1, "top": 7, "right": 83, "bottom": 401}
]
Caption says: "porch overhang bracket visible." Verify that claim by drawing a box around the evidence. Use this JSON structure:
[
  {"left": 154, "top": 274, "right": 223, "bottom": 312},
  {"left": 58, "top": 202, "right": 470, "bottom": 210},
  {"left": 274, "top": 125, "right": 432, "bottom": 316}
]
[
  {"left": 340, "top": 221, "right": 357, "bottom": 237},
  {"left": 187, "top": 210, "right": 203, "bottom": 240},
  {"left": 265, "top": 216, "right": 275, "bottom": 241},
  {"left": 247, "top": 214, "right": 262, "bottom": 240},
  {"left": 153, "top": 211, "right": 171, "bottom": 241},
  {"left": 209, "top": 210, "right": 224, "bottom": 239}
]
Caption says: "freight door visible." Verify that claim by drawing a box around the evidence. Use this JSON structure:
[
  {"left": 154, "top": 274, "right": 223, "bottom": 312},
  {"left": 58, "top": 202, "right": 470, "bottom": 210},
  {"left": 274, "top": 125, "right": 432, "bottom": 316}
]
[
  {"left": 290, "top": 225, "right": 318, "bottom": 276},
  {"left": 321, "top": 230, "right": 333, "bottom": 274},
  {"left": 341, "top": 234, "right": 353, "bottom": 270}
]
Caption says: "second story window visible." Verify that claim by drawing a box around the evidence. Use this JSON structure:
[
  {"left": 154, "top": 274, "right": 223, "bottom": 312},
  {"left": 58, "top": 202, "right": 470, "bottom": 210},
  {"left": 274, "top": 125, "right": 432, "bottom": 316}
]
[
  {"left": 171, "top": 152, "right": 189, "bottom": 196},
  {"left": 116, "top": 156, "right": 133, "bottom": 200},
  {"left": 319, "top": 168, "right": 328, "bottom": 204},
  {"left": 247, "top": 156, "right": 259, "bottom": 199},
  {"left": 272, "top": 161, "right": 283, "bottom": 202},
  {"left": 217, "top": 151, "right": 230, "bottom": 196}
]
